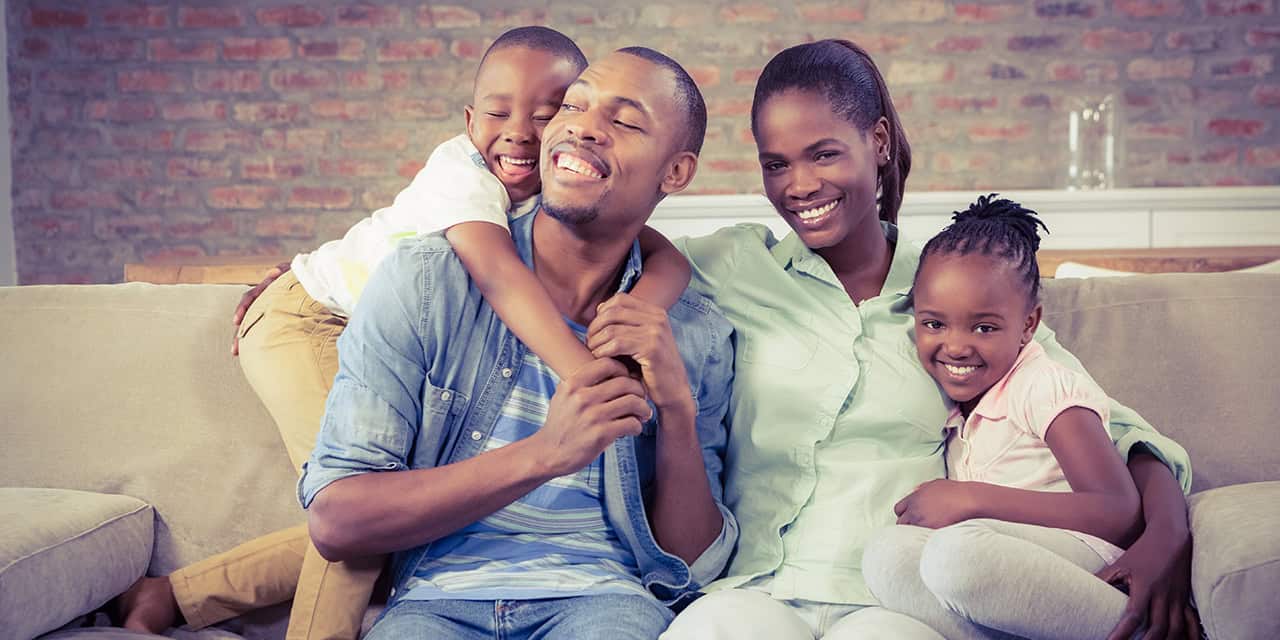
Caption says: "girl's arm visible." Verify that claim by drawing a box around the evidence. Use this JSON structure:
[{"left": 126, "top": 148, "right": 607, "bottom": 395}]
[
  {"left": 447, "top": 221, "right": 594, "bottom": 379},
  {"left": 896, "top": 407, "right": 1142, "bottom": 546},
  {"left": 631, "top": 226, "right": 692, "bottom": 310}
]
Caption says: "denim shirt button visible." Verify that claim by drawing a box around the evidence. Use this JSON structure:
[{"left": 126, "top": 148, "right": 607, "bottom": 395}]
[
  {"left": 440, "top": 390, "right": 452, "bottom": 401},
  {"left": 470, "top": 430, "right": 483, "bottom": 441},
  {"left": 501, "top": 367, "right": 513, "bottom": 378}
]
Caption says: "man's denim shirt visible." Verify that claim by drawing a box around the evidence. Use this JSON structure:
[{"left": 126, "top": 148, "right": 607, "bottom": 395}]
[{"left": 298, "top": 212, "right": 739, "bottom": 605}]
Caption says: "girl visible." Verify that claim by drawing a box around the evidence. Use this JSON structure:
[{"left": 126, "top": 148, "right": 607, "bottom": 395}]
[
  {"left": 863, "top": 195, "right": 1145, "bottom": 640},
  {"left": 660, "top": 40, "right": 1194, "bottom": 640}
]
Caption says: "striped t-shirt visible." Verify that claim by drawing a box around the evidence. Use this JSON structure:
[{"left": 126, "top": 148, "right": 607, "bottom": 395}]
[{"left": 400, "top": 327, "right": 647, "bottom": 601}]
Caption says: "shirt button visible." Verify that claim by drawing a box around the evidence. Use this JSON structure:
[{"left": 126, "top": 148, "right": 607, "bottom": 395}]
[
  {"left": 440, "top": 390, "right": 451, "bottom": 401},
  {"left": 470, "top": 431, "right": 482, "bottom": 441},
  {"left": 501, "top": 368, "right": 513, "bottom": 378}
]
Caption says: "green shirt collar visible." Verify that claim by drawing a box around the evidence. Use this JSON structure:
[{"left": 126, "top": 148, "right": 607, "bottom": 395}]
[{"left": 771, "top": 221, "right": 917, "bottom": 298}]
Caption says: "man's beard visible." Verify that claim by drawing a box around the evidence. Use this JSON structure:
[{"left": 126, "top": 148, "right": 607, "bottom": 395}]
[{"left": 541, "top": 197, "right": 600, "bottom": 226}]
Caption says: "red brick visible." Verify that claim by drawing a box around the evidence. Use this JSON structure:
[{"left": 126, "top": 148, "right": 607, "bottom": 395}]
[
  {"left": 1247, "top": 27, "right": 1280, "bottom": 47},
  {"left": 20, "top": 36, "right": 55, "bottom": 59},
  {"left": 705, "top": 159, "right": 759, "bottom": 173},
  {"left": 269, "top": 69, "right": 338, "bottom": 92},
  {"left": 450, "top": 39, "right": 485, "bottom": 60},
  {"left": 288, "top": 187, "right": 354, "bottom": 210},
  {"left": 934, "top": 96, "right": 1000, "bottom": 112},
  {"left": 954, "top": 3, "right": 1026, "bottom": 21},
  {"left": 859, "top": 35, "right": 913, "bottom": 54},
  {"left": 183, "top": 128, "right": 256, "bottom": 152},
  {"left": 23, "top": 216, "right": 84, "bottom": 238},
  {"left": 40, "top": 104, "right": 76, "bottom": 124},
  {"left": 386, "top": 69, "right": 416, "bottom": 91},
  {"left": 339, "top": 129, "right": 411, "bottom": 151},
  {"left": 932, "top": 36, "right": 985, "bottom": 53},
  {"left": 931, "top": 151, "right": 1001, "bottom": 172},
  {"left": 165, "top": 214, "right": 236, "bottom": 239},
  {"left": 256, "top": 6, "right": 327, "bottom": 27},
  {"left": 167, "top": 157, "right": 233, "bottom": 180},
  {"left": 384, "top": 97, "right": 450, "bottom": 120},
  {"left": 135, "top": 186, "right": 200, "bottom": 210},
  {"left": 1082, "top": 29, "right": 1154, "bottom": 52},
  {"left": 87, "top": 99, "right": 159, "bottom": 122},
  {"left": 261, "top": 128, "right": 330, "bottom": 151},
  {"left": 28, "top": 8, "right": 89, "bottom": 28},
  {"left": 720, "top": 4, "right": 780, "bottom": 23},
  {"left": 1008, "top": 35, "right": 1067, "bottom": 52},
  {"left": 194, "top": 69, "right": 262, "bottom": 93},
  {"left": 708, "top": 99, "right": 752, "bottom": 117},
  {"left": 484, "top": 8, "right": 550, "bottom": 28},
  {"left": 1115, "top": 0, "right": 1186, "bottom": 16},
  {"left": 1166, "top": 30, "right": 1222, "bottom": 52},
  {"left": 1208, "top": 119, "right": 1267, "bottom": 137},
  {"left": 319, "top": 158, "right": 388, "bottom": 178},
  {"left": 179, "top": 7, "right": 244, "bottom": 28},
  {"left": 397, "top": 159, "right": 426, "bottom": 179},
  {"left": 86, "top": 158, "right": 154, "bottom": 181},
  {"left": 686, "top": 65, "right": 722, "bottom": 88},
  {"left": 150, "top": 39, "right": 217, "bottom": 62},
  {"left": 224, "top": 37, "right": 293, "bottom": 61},
  {"left": 796, "top": 3, "right": 866, "bottom": 21},
  {"left": 422, "top": 5, "right": 483, "bottom": 28},
  {"left": 140, "top": 245, "right": 209, "bottom": 262},
  {"left": 1198, "top": 147, "right": 1239, "bottom": 166},
  {"left": 233, "top": 102, "right": 303, "bottom": 124},
  {"left": 1204, "top": 0, "right": 1271, "bottom": 15},
  {"left": 733, "top": 68, "right": 762, "bottom": 85},
  {"left": 1127, "top": 58, "right": 1195, "bottom": 80},
  {"left": 242, "top": 156, "right": 308, "bottom": 180},
  {"left": 95, "top": 214, "right": 164, "bottom": 239},
  {"left": 254, "top": 213, "right": 316, "bottom": 238},
  {"left": 13, "top": 189, "right": 48, "bottom": 209},
  {"left": 300, "top": 38, "right": 367, "bottom": 61},
  {"left": 1130, "top": 122, "right": 1191, "bottom": 140},
  {"left": 876, "top": 0, "right": 948, "bottom": 21},
  {"left": 71, "top": 36, "right": 145, "bottom": 60},
  {"left": 1209, "top": 55, "right": 1274, "bottom": 78},
  {"left": 112, "top": 130, "right": 174, "bottom": 152},
  {"left": 1246, "top": 146, "right": 1280, "bottom": 167},
  {"left": 1035, "top": 0, "right": 1101, "bottom": 18},
  {"left": 102, "top": 6, "right": 169, "bottom": 29},
  {"left": 14, "top": 158, "right": 74, "bottom": 184},
  {"left": 341, "top": 69, "right": 382, "bottom": 91},
  {"left": 378, "top": 38, "right": 445, "bottom": 61},
  {"left": 337, "top": 5, "right": 402, "bottom": 27},
  {"left": 161, "top": 101, "right": 228, "bottom": 121},
  {"left": 311, "top": 99, "right": 378, "bottom": 120},
  {"left": 1252, "top": 84, "right": 1280, "bottom": 107},
  {"left": 968, "top": 122, "right": 1033, "bottom": 142},
  {"left": 118, "top": 70, "right": 183, "bottom": 93},
  {"left": 52, "top": 190, "right": 122, "bottom": 211},
  {"left": 889, "top": 61, "right": 956, "bottom": 84},
  {"left": 207, "top": 185, "right": 281, "bottom": 210},
  {"left": 38, "top": 69, "right": 111, "bottom": 93}
]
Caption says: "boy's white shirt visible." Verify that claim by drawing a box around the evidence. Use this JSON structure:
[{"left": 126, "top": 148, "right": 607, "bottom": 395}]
[{"left": 291, "top": 133, "right": 539, "bottom": 317}]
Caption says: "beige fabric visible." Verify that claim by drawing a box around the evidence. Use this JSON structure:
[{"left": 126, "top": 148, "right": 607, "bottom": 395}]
[
  {"left": 1041, "top": 272, "right": 1280, "bottom": 492},
  {"left": 171, "top": 525, "right": 308, "bottom": 630},
  {"left": 1189, "top": 481, "right": 1280, "bottom": 640}
]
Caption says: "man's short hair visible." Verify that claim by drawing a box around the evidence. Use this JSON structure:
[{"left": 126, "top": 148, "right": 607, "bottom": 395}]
[
  {"left": 616, "top": 46, "right": 707, "bottom": 156},
  {"left": 479, "top": 26, "right": 588, "bottom": 76}
]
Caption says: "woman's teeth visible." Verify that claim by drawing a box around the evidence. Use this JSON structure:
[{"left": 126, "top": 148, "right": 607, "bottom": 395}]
[
  {"left": 555, "top": 154, "right": 603, "bottom": 179},
  {"left": 795, "top": 199, "right": 840, "bottom": 220}
]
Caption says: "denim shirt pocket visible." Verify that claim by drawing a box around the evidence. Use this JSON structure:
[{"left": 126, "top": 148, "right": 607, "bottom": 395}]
[{"left": 417, "top": 379, "right": 468, "bottom": 468}]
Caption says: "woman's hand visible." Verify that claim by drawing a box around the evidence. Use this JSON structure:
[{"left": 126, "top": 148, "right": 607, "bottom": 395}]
[{"left": 1096, "top": 521, "right": 1201, "bottom": 640}]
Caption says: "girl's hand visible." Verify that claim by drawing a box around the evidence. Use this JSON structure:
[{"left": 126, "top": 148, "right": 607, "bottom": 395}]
[
  {"left": 894, "top": 479, "right": 978, "bottom": 529},
  {"left": 1096, "top": 523, "right": 1201, "bottom": 640}
]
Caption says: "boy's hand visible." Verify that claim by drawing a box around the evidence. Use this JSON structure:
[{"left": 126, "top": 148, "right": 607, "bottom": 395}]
[
  {"left": 586, "top": 293, "right": 694, "bottom": 415},
  {"left": 894, "top": 479, "right": 978, "bottom": 529},
  {"left": 532, "top": 358, "right": 651, "bottom": 478},
  {"left": 232, "top": 261, "right": 291, "bottom": 356}
]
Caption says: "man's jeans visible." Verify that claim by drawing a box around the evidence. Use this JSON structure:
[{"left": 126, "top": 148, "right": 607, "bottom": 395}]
[{"left": 366, "top": 594, "right": 675, "bottom": 640}]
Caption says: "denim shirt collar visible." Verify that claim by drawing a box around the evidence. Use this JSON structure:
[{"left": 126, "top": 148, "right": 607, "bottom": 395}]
[{"left": 511, "top": 212, "right": 645, "bottom": 295}]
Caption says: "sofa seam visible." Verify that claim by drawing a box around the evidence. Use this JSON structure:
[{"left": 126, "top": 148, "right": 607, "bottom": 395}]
[
  {"left": 0, "top": 502, "right": 153, "bottom": 573},
  {"left": 1205, "top": 555, "right": 1280, "bottom": 639}
]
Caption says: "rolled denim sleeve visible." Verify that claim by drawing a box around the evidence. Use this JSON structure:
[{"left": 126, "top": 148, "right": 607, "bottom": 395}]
[
  {"left": 1035, "top": 322, "right": 1193, "bottom": 493},
  {"left": 298, "top": 242, "right": 431, "bottom": 508},
  {"left": 684, "top": 310, "right": 740, "bottom": 589}
]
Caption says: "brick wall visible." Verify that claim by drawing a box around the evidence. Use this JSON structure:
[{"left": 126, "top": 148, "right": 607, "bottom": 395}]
[{"left": 8, "top": 0, "right": 1279, "bottom": 283}]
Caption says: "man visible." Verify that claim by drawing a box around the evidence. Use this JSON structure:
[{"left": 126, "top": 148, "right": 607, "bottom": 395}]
[{"left": 298, "top": 47, "right": 736, "bottom": 640}]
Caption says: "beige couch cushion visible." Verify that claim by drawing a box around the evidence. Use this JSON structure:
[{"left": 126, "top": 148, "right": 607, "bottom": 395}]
[
  {"left": 0, "top": 489, "right": 152, "bottom": 640},
  {"left": 1189, "top": 481, "right": 1280, "bottom": 640},
  {"left": 1041, "top": 273, "right": 1280, "bottom": 492}
]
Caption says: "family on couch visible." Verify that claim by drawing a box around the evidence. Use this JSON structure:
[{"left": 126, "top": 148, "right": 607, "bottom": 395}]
[{"left": 117, "top": 26, "right": 1198, "bottom": 640}]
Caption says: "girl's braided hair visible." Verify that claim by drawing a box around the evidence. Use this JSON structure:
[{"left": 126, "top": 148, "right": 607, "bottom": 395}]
[{"left": 916, "top": 194, "right": 1050, "bottom": 305}]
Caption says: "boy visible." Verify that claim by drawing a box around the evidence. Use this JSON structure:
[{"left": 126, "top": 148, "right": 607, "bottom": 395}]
[{"left": 119, "top": 26, "right": 689, "bottom": 640}]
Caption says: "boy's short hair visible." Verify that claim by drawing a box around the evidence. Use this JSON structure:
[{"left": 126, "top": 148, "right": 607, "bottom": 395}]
[
  {"left": 478, "top": 26, "right": 588, "bottom": 77},
  {"left": 616, "top": 46, "right": 707, "bottom": 156}
]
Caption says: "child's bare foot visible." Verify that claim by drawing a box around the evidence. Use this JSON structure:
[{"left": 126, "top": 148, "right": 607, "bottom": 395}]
[{"left": 114, "top": 576, "right": 181, "bottom": 633}]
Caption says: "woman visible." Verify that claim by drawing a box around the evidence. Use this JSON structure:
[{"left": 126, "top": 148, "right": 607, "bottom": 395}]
[{"left": 661, "top": 39, "right": 1198, "bottom": 640}]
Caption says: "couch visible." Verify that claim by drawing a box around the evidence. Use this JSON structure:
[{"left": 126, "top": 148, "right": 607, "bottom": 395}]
[{"left": 2, "top": 273, "right": 1278, "bottom": 640}]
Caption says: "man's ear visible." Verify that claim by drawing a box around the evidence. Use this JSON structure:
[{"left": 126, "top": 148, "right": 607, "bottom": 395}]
[
  {"left": 659, "top": 151, "right": 698, "bottom": 196},
  {"left": 464, "top": 104, "right": 474, "bottom": 135},
  {"left": 1022, "top": 304, "right": 1042, "bottom": 346}
]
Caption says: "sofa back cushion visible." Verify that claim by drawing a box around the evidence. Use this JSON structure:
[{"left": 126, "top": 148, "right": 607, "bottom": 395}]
[
  {"left": 0, "top": 283, "right": 304, "bottom": 575},
  {"left": 1041, "top": 272, "right": 1280, "bottom": 493}
]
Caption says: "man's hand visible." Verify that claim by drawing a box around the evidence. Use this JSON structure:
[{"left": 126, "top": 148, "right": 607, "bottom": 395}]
[
  {"left": 231, "top": 261, "right": 291, "bottom": 355},
  {"left": 586, "top": 293, "right": 693, "bottom": 414},
  {"left": 531, "top": 358, "right": 651, "bottom": 478},
  {"left": 1097, "top": 523, "right": 1201, "bottom": 640},
  {"left": 894, "top": 479, "right": 978, "bottom": 529}
]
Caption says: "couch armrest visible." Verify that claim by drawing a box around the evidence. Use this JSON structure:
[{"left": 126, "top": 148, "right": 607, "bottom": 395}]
[{"left": 1189, "top": 481, "right": 1280, "bottom": 640}]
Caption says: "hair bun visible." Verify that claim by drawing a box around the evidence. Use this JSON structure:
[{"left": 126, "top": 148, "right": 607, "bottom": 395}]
[{"left": 951, "top": 193, "right": 1048, "bottom": 252}]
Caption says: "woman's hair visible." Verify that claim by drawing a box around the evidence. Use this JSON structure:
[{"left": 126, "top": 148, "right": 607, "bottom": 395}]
[
  {"left": 916, "top": 194, "right": 1050, "bottom": 306},
  {"left": 750, "top": 39, "right": 912, "bottom": 224}
]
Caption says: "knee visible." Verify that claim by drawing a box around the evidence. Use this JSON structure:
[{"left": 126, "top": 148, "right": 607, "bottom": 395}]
[
  {"left": 661, "top": 590, "right": 782, "bottom": 640},
  {"left": 862, "top": 525, "right": 927, "bottom": 603},
  {"left": 918, "top": 521, "right": 998, "bottom": 612}
]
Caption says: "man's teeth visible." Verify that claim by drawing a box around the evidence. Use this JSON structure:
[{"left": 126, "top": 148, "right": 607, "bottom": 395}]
[
  {"left": 555, "top": 154, "right": 603, "bottom": 179},
  {"left": 501, "top": 156, "right": 536, "bottom": 167},
  {"left": 795, "top": 199, "right": 840, "bottom": 220},
  {"left": 944, "top": 363, "right": 978, "bottom": 376}
]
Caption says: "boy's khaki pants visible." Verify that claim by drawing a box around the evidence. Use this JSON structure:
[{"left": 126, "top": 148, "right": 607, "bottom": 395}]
[{"left": 168, "top": 272, "right": 381, "bottom": 640}]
